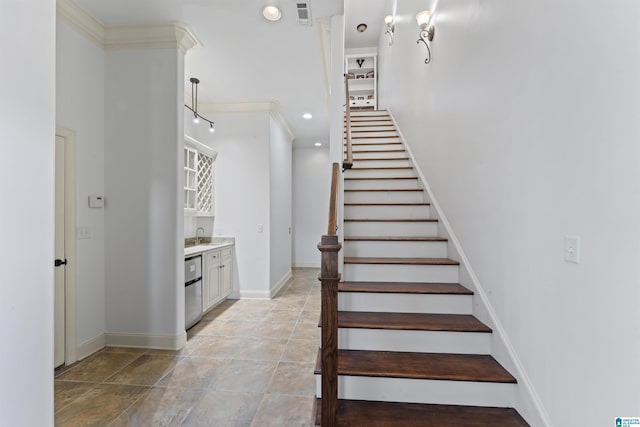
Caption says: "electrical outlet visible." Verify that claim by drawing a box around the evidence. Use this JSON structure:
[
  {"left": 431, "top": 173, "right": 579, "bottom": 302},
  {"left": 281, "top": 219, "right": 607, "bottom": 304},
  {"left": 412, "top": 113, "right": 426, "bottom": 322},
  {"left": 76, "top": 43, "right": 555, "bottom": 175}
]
[
  {"left": 564, "top": 235, "right": 580, "bottom": 263},
  {"left": 257, "top": 224, "right": 263, "bottom": 233},
  {"left": 77, "top": 227, "right": 92, "bottom": 240}
]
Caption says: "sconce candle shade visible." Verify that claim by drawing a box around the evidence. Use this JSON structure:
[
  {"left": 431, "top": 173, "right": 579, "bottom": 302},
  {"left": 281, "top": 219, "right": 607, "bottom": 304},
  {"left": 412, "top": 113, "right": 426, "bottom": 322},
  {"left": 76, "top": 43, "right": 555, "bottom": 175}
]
[
  {"left": 263, "top": 6, "right": 282, "bottom": 21},
  {"left": 416, "top": 10, "right": 432, "bottom": 28},
  {"left": 384, "top": 15, "right": 393, "bottom": 25}
]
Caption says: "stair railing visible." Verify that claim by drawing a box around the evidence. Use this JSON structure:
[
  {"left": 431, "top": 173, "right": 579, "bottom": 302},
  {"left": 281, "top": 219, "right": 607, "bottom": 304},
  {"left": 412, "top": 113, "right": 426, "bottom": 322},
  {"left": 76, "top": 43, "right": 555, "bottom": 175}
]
[
  {"left": 344, "top": 75, "right": 353, "bottom": 170},
  {"left": 317, "top": 162, "right": 341, "bottom": 426}
]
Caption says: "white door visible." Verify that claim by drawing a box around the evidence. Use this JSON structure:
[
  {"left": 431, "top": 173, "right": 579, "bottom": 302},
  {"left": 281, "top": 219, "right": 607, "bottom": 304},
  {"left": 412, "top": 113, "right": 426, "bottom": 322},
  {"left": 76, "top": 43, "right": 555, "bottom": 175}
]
[{"left": 54, "top": 135, "right": 66, "bottom": 368}]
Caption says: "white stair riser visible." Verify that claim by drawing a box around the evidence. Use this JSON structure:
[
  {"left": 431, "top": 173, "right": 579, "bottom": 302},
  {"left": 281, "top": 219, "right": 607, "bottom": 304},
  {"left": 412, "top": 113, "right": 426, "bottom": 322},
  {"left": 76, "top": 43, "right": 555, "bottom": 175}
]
[
  {"left": 338, "top": 329, "right": 491, "bottom": 354},
  {"left": 345, "top": 204, "right": 431, "bottom": 219},
  {"left": 352, "top": 159, "right": 411, "bottom": 168},
  {"left": 316, "top": 376, "right": 517, "bottom": 407},
  {"left": 350, "top": 111, "right": 389, "bottom": 117},
  {"left": 347, "top": 137, "right": 401, "bottom": 144},
  {"left": 347, "top": 131, "right": 398, "bottom": 138},
  {"left": 348, "top": 126, "right": 396, "bottom": 132},
  {"left": 344, "top": 190, "right": 425, "bottom": 204},
  {"left": 344, "top": 240, "right": 447, "bottom": 258},
  {"left": 345, "top": 117, "right": 393, "bottom": 127},
  {"left": 345, "top": 169, "right": 416, "bottom": 179},
  {"left": 343, "top": 264, "right": 459, "bottom": 283},
  {"left": 338, "top": 293, "right": 472, "bottom": 314},
  {"left": 348, "top": 143, "right": 402, "bottom": 151},
  {"left": 351, "top": 151, "right": 407, "bottom": 160},
  {"left": 344, "top": 221, "right": 438, "bottom": 236},
  {"left": 344, "top": 179, "right": 419, "bottom": 190}
]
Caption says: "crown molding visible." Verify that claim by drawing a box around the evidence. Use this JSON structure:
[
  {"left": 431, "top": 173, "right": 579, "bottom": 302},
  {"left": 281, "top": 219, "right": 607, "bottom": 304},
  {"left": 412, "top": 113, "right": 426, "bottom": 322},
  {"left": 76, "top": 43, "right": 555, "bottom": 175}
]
[
  {"left": 269, "top": 102, "right": 296, "bottom": 142},
  {"left": 198, "top": 101, "right": 296, "bottom": 142},
  {"left": 56, "top": 0, "right": 105, "bottom": 47},
  {"left": 56, "top": 0, "right": 200, "bottom": 53},
  {"left": 105, "top": 22, "right": 200, "bottom": 53}
]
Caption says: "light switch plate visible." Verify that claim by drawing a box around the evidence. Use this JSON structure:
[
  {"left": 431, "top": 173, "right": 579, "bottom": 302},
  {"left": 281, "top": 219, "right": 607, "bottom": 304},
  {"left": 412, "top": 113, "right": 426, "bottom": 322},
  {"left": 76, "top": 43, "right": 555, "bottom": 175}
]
[
  {"left": 77, "top": 227, "right": 92, "bottom": 240},
  {"left": 257, "top": 224, "right": 263, "bottom": 233},
  {"left": 564, "top": 235, "right": 580, "bottom": 263}
]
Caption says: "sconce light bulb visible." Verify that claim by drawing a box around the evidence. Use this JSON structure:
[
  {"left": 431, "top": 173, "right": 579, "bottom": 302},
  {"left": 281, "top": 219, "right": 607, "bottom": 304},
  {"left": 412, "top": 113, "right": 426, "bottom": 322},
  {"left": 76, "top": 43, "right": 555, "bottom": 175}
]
[
  {"left": 384, "top": 15, "right": 393, "bottom": 25},
  {"left": 193, "top": 115, "right": 199, "bottom": 124},
  {"left": 416, "top": 10, "right": 432, "bottom": 29},
  {"left": 209, "top": 124, "right": 215, "bottom": 133}
]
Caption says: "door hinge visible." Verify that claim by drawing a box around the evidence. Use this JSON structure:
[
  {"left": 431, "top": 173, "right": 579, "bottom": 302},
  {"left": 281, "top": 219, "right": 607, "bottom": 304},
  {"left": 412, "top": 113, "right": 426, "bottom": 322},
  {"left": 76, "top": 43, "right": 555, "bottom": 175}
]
[{"left": 54, "top": 258, "right": 67, "bottom": 267}]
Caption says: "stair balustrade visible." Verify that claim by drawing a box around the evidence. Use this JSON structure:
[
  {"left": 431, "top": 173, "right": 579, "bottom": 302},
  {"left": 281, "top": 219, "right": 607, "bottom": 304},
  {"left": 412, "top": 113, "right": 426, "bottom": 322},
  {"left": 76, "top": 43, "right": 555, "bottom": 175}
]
[
  {"left": 344, "top": 75, "right": 353, "bottom": 170},
  {"left": 317, "top": 162, "right": 341, "bottom": 427}
]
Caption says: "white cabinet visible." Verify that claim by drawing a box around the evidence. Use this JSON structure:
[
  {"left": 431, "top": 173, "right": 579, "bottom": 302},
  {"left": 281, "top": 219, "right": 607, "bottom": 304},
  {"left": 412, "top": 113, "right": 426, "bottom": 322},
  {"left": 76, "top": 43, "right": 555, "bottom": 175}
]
[
  {"left": 184, "top": 135, "right": 217, "bottom": 216},
  {"left": 345, "top": 54, "right": 377, "bottom": 110},
  {"left": 202, "top": 246, "right": 234, "bottom": 312}
]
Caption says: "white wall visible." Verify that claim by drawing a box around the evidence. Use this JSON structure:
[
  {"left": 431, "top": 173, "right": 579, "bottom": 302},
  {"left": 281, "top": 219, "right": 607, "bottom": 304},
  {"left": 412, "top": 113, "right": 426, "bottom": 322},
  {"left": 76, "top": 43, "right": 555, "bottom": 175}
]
[
  {"left": 198, "top": 110, "right": 271, "bottom": 297},
  {"left": 269, "top": 117, "right": 292, "bottom": 289},
  {"left": 104, "top": 48, "right": 185, "bottom": 342},
  {"left": 379, "top": 0, "right": 640, "bottom": 424},
  {"left": 293, "top": 147, "right": 331, "bottom": 268},
  {"left": 0, "top": 0, "right": 55, "bottom": 424},
  {"left": 56, "top": 19, "right": 106, "bottom": 349}
]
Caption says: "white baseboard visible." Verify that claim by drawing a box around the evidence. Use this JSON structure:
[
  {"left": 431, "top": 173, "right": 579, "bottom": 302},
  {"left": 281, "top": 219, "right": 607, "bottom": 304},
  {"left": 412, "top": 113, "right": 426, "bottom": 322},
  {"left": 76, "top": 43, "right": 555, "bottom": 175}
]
[
  {"left": 237, "top": 290, "right": 271, "bottom": 299},
  {"left": 293, "top": 262, "right": 320, "bottom": 268},
  {"left": 233, "top": 270, "right": 293, "bottom": 300},
  {"left": 76, "top": 333, "right": 106, "bottom": 360},
  {"left": 105, "top": 332, "right": 187, "bottom": 351},
  {"left": 270, "top": 269, "right": 292, "bottom": 298}
]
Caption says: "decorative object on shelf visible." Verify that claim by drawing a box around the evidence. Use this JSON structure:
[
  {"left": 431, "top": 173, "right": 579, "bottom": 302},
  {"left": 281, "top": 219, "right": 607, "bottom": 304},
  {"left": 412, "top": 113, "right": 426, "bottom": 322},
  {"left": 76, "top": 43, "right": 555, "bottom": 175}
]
[
  {"left": 416, "top": 10, "right": 435, "bottom": 64},
  {"left": 185, "top": 78, "right": 215, "bottom": 132},
  {"left": 384, "top": 15, "right": 395, "bottom": 46},
  {"left": 262, "top": 5, "right": 282, "bottom": 21},
  {"left": 366, "top": 71, "right": 375, "bottom": 78},
  {"left": 356, "top": 58, "right": 365, "bottom": 68},
  {"left": 356, "top": 74, "right": 365, "bottom": 79},
  {"left": 347, "top": 73, "right": 355, "bottom": 79}
]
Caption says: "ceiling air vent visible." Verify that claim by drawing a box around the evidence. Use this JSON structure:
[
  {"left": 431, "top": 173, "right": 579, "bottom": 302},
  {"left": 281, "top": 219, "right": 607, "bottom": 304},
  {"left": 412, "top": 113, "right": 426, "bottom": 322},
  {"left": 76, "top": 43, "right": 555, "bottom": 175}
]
[{"left": 296, "top": 2, "right": 311, "bottom": 26}]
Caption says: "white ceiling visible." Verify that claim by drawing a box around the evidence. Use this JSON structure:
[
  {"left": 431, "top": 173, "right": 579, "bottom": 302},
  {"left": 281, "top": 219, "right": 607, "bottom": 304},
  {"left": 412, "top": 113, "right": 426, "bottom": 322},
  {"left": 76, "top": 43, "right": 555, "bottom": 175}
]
[
  {"left": 77, "top": 0, "right": 344, "bottom": 147},
  {"left": 344, "top": 0, "right": 392, "bottom": 49}
]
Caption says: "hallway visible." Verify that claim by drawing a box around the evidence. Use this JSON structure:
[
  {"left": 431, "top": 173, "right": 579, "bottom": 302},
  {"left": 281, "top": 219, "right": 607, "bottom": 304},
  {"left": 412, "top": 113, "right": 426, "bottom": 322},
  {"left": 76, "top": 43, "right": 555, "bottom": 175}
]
[{"left": 54, "top": 268, "right": 320, "bottom": 426}]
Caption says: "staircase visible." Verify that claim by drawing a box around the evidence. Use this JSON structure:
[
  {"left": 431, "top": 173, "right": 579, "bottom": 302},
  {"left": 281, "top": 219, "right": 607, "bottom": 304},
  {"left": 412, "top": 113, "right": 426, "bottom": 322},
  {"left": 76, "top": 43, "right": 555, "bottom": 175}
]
[{"left": 314, "top": 110, "right": 529, "bottom": 426}]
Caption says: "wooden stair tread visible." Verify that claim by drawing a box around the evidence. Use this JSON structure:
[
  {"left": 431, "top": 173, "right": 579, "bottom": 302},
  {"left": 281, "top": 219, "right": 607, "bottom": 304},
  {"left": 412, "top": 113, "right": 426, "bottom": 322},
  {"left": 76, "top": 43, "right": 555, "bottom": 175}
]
[
  {"left": 353, "top": 157, "right": 409, "bottom": 161},
  {"left": 344, "top": 218, "right": 436, "bottom": 222},
  {"left": 351, "top": 142, "right": 402, "bottom": 145},
  {"left": 314, "top": 349, "right": 517, "bottom": 383},
  {"left": 344, "top": 188, "right": 423, "bottom": 192},
  {"left": 351, "top": 136, "right": 399, "bottom": 139},
  {"left": 338, "top": 311, "right": 490, "bottom": 332},
  {"left": 339, "top": 282, "right": 473, "bottom": 294},
  {"left": 345, "top": 236, "right": 446, "bottom": 242},
  {"left": 314, "top": 399, "right": 529, "bottom": 427},
  {"left": 345, "top": 202, "right": 429, "bottom": 206},
  {"left": 344, "top": 150, "right": 406, "bottom": 153},
  {"left": 344, "top": 257, "right": 459, "bottom": 266},
  {"left": 348, "top": 167, "right": 413, "bottom": 170},
  {"left": 345, "top": 177, "right": 417, "bottom": 180}
]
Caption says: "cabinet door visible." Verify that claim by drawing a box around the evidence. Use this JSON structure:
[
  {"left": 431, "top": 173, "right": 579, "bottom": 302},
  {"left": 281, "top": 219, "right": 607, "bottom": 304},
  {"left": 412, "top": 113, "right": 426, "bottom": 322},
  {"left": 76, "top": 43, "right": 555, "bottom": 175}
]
[
  {"left": 221, "top": 250, "right": 233, "bottom": 297},
  {"left": 204, "top": 251, "right": 221, "bottom": 312}
]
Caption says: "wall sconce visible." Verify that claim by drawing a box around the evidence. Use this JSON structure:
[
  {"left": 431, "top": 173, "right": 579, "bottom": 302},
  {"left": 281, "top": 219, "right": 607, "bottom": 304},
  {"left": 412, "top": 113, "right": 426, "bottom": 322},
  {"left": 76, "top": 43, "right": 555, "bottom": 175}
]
[
  {"left": 384, "top": 15, "right": 395, "bottom": 46},
  {"left": 416, "top": 10, "right": 435, "bottom": 64}
]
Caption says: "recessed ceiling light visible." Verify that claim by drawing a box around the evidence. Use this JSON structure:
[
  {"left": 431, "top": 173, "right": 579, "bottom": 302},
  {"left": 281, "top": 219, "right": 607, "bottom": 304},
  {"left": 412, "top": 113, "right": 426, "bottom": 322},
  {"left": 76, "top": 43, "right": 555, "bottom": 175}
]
[
  {"left": 314, "top": 142, "right": 322, "bottom": 147},
  {"left": 303, "top": 113, "right": 313, "bottom": 119},
  {"left": 357, "top": 23, "right": 368, "bottom": 32},
  {"left": 263, "top": 6, "right": 282, "bottom": 21}
]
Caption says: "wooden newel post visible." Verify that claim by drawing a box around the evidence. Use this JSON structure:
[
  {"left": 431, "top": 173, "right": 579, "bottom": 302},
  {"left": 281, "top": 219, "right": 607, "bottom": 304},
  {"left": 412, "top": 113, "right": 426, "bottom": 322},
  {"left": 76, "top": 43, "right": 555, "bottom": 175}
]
[{"left": 318, "top": 234, "right": 341, "bottom": 427}]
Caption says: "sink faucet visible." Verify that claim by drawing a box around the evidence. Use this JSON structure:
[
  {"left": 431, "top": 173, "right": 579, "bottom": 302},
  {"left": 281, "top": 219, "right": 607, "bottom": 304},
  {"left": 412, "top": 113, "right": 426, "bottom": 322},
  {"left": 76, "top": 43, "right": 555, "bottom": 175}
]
[{"left": 195, "top": 227, "right": 205, "bottom": 246}]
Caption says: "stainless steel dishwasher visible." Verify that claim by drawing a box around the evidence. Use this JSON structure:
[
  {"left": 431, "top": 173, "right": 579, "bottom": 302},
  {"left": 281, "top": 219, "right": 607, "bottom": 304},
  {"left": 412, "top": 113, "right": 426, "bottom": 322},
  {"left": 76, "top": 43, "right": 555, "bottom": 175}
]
[{"left": 184, "top": 255, "right": 203, "bottom": 330}]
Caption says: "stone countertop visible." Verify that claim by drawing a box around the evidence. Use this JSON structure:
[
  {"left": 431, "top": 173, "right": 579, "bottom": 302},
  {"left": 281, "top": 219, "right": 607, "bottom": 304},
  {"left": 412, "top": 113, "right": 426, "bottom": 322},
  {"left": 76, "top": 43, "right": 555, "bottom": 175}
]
[{"left": 184, "top": 236, "right": 235, "bottom": 257}]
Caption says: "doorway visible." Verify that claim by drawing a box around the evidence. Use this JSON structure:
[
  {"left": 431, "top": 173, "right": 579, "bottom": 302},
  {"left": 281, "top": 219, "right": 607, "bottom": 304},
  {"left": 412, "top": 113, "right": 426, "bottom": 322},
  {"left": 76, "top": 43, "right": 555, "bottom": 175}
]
[{"left": 54, "top": 127, "right": 78, "bottom": 368}]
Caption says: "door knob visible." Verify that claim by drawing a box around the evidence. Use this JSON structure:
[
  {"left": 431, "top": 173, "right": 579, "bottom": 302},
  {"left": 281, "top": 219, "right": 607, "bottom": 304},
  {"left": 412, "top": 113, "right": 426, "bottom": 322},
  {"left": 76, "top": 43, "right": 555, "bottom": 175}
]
[{"left": 54, "top": 259, "right": 67, "bottom": 267}]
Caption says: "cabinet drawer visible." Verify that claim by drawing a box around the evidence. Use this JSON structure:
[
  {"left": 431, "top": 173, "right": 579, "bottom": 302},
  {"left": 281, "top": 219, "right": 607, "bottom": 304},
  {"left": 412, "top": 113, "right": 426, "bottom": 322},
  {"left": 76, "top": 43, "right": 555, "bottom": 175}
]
[
  {"left": 205, "top": 251, "right": 219, "bottom": 262},
  {"left": 221, "top": 248, "right": 233, "bottom": 258}
]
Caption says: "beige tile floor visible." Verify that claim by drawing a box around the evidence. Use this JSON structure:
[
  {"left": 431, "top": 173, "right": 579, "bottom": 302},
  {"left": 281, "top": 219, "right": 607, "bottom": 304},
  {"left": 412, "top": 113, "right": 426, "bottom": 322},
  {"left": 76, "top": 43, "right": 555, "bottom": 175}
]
[{"left": 54, "top": 268, "right": 320, "bottom": 426}]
